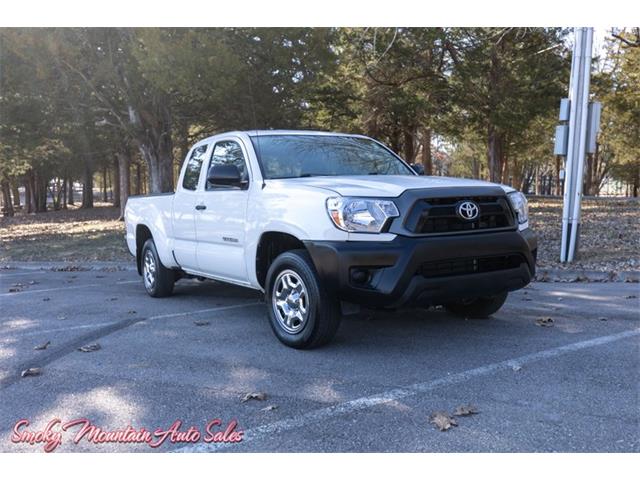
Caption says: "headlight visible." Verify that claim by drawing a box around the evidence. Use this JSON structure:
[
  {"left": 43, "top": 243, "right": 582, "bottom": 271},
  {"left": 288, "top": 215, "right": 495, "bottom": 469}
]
[
  {"left": 326, "top": 197, "right": 400, "bottom": 233},
  {"left": 508, "top": 191, "right": 529, "bottom": 224}
]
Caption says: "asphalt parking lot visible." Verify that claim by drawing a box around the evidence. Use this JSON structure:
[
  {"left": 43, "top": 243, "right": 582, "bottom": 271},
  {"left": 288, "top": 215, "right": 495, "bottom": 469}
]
[{"left": 0, "top": 266, "right": 638, "bottom": 452}]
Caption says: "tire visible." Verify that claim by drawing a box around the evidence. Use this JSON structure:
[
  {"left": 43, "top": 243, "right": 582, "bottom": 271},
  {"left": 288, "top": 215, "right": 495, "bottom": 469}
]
[
  {"left": 444, "top": 291, "right": 508, "bottom": 318},
  {"left": 141, "top": 238, "right": 175, "bottom": 298},
  {"left": 265, "top": 249, "right": 341, "bottom": 349}
]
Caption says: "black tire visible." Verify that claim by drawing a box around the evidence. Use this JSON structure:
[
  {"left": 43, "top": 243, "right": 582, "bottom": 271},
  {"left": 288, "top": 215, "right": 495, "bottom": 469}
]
[
  {"left": 141, "top": 238, "right": 175, "bottom": 298},
  {"left": 265, "top": 249, "right": 341, "bottom": 349},
  {"left": 444, "top": 292, "right": 508, "bottom": 318}
]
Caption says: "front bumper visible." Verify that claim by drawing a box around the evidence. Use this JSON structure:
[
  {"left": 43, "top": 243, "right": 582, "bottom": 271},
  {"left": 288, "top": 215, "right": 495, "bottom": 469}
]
[{"left": 304, "top": 229, "right": 537, "bottom": 308}]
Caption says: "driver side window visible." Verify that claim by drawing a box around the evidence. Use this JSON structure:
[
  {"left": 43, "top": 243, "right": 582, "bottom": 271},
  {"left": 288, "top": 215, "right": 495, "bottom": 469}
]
[{"left": 206, "top": 140, "right": 249, "bottom": 190}]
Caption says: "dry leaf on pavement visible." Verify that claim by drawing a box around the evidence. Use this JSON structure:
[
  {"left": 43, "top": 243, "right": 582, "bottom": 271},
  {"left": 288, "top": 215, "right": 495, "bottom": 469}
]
[
  {"left": 429, "top": 411, "right": 458, "bottom": 431},
  {"left": 535, "top": 317, "right": 554, "bottom": 327},
  {"left": 193, "top": 320, "right": 211, "bottom": 326},
  {"left": 261, "top": 405, "right": 278, "bottom": 412},
  {"left": 34, "top": 341, "right": 51, "bottom": 351},
  {"left": 21, "top": 367, "right": 42, "bottom": 378},
  {"left": 453, "top": 404, "right": 479, "bottom": 416},
  {"left": 241, "top": 392, "right": 267, "bottom": 403},
  {"left": 78, "top": 343, "right": 101, "bottom": 352}
]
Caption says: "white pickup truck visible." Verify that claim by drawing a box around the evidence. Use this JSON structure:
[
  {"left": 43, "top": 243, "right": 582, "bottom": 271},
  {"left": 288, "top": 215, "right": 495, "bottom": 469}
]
[{"left": 125, "top": 130, "right": 537, "bottom": 348}]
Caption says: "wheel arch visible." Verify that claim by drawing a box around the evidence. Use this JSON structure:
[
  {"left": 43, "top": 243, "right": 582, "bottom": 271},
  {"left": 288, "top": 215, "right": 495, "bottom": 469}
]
[
  {"left": 255, "top": 231, "right": 307, "bottom": 289},
  {"left": 135, "top": 224, "right": 154, "bottom": 275}
]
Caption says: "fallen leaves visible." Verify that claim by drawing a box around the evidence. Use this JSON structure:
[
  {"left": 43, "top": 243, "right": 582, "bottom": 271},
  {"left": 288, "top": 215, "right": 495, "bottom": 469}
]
[
  {"left": 598, "top": 317, "right": 608, "bottom": 322},
  {"left": 78, "top": 343, "right": 101, "bottom": 353},
  {"left": 453, "top": 404, "right": 479, "bottom": 416},
  {"left": 193, "top": 320, "right": 210, "bottom": 326},
  {"left": 260, "top": 405, "right": 278, "bottom": 412},
  {"left": 535, "top": 317, "right": 554, "bottom": 327},
  {"left": 241, "top": 392, "right": 267, "bottom": 403},
  {"left": 21, "top": 367, "right": 42, "bottom": 378},
  {"left": 429, "top": 403, "right": 481, "bottom": 431},
  {"left": 429, "top": 412, "right": 458, "bottom": 431},
  {"left": 34, "top": 341, "right": 51, "bottom": 351}
]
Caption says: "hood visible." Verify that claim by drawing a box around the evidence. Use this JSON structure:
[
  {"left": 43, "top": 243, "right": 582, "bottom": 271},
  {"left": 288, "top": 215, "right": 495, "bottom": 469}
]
[{"left": 272, "top": 175, "right": 514, "bottom": 197}]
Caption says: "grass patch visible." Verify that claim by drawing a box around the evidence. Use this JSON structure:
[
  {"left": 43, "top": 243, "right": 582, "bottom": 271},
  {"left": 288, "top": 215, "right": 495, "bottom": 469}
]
[{"left": 1, "top": 197, "right": 638, "bottom": 271}]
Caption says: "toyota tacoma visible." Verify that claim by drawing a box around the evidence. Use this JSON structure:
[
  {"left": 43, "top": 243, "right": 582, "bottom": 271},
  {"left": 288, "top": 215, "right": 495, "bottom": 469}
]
[{"left": 125, "top": 131, "right": 537, "bottom": 348}]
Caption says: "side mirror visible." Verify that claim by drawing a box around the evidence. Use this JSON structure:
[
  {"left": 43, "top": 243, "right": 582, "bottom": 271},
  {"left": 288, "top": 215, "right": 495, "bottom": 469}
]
[
  {"left": 206, "top": 164, "right": 247, "bottom": 189},
  {"left": 410, "top": 163, "right": 425, "bottom": 175}
]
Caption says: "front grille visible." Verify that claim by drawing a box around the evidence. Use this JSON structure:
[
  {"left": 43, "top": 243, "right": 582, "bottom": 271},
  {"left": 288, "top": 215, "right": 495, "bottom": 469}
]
[
  {"left": 419, "top": 254, "right": 525, "bottom": 279},
  {"left": 405, "top": 196, "right": 515, "bottom": 235}
]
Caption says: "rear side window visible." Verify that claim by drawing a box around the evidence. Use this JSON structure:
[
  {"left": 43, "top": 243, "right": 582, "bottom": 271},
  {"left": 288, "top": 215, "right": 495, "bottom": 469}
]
[{"left": 182, "top": 145, "right": 208, "bottom": 190}]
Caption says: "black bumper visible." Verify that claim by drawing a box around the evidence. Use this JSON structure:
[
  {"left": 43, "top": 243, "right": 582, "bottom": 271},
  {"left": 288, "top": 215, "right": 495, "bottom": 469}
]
[{"left": 304, "top": 229, "right": 537, "bottom": 308}]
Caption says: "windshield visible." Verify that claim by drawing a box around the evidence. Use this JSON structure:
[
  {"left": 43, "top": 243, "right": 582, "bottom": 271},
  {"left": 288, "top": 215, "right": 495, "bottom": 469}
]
[{"left": 250, "top": 135, "right": 415, "bottom": 179}]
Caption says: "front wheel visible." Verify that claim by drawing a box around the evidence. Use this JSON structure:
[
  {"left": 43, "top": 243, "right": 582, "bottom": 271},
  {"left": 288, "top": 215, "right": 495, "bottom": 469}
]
[
  {"left": 444, "top": 292, "right": 508, "bottom": 318},
  {"left": 141, "top": 238, "right": 175, "bottom": 298},
  {"left": 265, "top": 250, "right": 341, "bottom": 349}
]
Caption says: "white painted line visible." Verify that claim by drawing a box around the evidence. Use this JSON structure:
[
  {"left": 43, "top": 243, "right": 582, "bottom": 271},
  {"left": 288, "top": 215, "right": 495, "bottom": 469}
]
[
  {"left": 0, "top": 271, "right": 46, "bottom": 278},
  {"left": 147, "top": 302, "right": 263, "bottom": 321},
  {"left": 116, "top": 280, "right": 140, "bottom": 285},
  {"left": 176, "top": 328, "right": 640, "bottom": 453},
  {"left": 0, "top": 302, "right": 262, "bottom": 340},
  {"left": 0, "top": 284, "right": 100, "bottom": 297},
  {"left": 0, "top": 321, "right": 119, "bottom": 339}
]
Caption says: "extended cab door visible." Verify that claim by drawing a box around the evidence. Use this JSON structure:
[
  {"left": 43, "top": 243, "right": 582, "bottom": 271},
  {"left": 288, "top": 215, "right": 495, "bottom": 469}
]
[
  {"left": 172, "top": 143, "right": 210, "bottom": 270},
  {"left": 194, "top": 138, "right": 251, "bottom": 282}
]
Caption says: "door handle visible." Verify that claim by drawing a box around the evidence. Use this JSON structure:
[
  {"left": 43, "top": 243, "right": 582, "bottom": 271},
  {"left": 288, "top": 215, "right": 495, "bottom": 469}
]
[{"left": 195, "top": 204, "right": 207, "bottom": 211}]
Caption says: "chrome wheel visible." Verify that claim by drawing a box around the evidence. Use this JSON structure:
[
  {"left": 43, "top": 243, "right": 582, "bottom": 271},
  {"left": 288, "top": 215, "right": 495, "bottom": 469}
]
[
  {"left": 143, "top": 249, "right": 156, "bottom": 291},
  {"left": 272, "top": 269, "right": 309, "bottom": 334}
]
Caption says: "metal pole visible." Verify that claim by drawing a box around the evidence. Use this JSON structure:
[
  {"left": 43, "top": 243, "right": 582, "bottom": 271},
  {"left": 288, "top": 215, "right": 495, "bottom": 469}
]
[
  {"left": 568, "top": 28, "right": 593, "bottom": 261},
  {"left": 560, "top": 27, "right": 593, "bottom": 263}
]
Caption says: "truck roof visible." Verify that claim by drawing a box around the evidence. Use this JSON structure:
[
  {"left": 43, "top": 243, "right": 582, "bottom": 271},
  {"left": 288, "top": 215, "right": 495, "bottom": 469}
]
[{"left": 193, "top": 130, "right": 370, "bottom": 147}]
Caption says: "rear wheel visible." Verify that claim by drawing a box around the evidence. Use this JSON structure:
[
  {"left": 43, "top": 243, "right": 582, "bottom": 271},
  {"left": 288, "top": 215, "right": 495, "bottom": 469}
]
[
  {"left": 141, "top": 238, "right": 175, "bottom": 298},
  {"left": 266, "top": 249, "right": 341, "bottom": 349},
  {"left": 444, "top": 292, "right": 508, "bottom": 318}
]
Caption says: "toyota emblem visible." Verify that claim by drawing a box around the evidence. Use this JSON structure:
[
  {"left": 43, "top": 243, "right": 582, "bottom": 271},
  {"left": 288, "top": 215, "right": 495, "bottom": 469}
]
[{"left": 456, "top": 201, "right": 479, "bottom": 221}]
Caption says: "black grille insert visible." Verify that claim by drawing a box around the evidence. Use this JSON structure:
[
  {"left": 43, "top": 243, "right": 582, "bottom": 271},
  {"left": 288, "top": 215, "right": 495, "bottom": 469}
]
[
  {"left": 419, "top": 254, "right": 525, "bottom": 279},
  {"left": 405, "top": 196, "right": 515, "bottom": 235}
]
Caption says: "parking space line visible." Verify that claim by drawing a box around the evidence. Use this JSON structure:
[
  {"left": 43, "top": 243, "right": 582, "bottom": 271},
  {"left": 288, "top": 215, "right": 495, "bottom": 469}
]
[
  {"left": 147, "top": 302, "right": 263, "bottom": 321},
  {"left": 0, "top": 321, "right": 120, "bottom": 339},
  {"left": 0, "top": 284, "right": 100, "bottom": 297},
  {"left": 0, "top": 271, "right": 47, "bottom": 278},
  {"left": 176, "top": 327, "right": 640, "bottom": 453},
  {"left": 0, "top": 302, "right": 262, "bottom": 340}
]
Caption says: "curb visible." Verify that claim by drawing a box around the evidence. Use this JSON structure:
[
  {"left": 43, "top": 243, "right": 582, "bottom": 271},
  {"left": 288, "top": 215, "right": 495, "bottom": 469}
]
[
  {"left": 3, "top": 262, "right": 638, "bottom": 283},
  {"left": 535, "top": 268, "right": 639, "bottom": 283},
  {"left": 0, "top": 261, "right": 137, "bottom": 272}
]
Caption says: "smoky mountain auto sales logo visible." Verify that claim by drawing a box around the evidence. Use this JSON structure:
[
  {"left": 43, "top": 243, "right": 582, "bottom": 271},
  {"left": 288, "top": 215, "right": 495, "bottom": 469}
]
[{"left": 10, "top": 418, "right": 244, "bottom": 452}]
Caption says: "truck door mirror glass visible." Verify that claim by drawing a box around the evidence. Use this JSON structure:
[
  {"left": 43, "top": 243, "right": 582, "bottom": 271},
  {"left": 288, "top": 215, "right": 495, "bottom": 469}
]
[{"left": 207, "top": 164, "right": 247, "bottom": 189}]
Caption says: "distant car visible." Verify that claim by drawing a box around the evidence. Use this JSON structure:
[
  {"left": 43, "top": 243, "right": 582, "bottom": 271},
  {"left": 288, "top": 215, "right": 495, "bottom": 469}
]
[{"left": 125, "top": 130, "right": 537, "bottom": 348}]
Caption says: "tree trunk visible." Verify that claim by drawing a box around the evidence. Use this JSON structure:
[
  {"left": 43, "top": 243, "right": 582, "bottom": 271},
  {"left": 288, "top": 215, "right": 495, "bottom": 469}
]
[
  {"left": 487, "top": 127, "right": 504, "bottom": 183},
  {"left": 116, "top": 150, "right": 131, "bottom": 220},
  {"left": 81, "top": 165, "right": 93, "bottom": 209},
  {"left": 421, "top": 128, "right": 433, "bottom": 175},
  {"left": 102, "top": 165, "right": 108, "bottom": 202},
  {"left": 113, "top": 156, "right": 121, "bottom": 208},
  {"left": 403, "top": 128, "right": 416, "bottom": 164},
  {"left": 61, "top": 177, "right": 67, "bottom": 210},
  {"left": 11, "top": 183, "right": 21, "bottom": 208},
  {"left": 67, "top": 177, "right": 75, "bottom": 205},
  {"left": 135, "top": 163, "right": 142, "bottom": 195},
  {"left": 1, "top": 180, "right": 14, "bottom": 217},
  {"left": 24, "top": 178, "right": 33, "bottom": 213}
]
